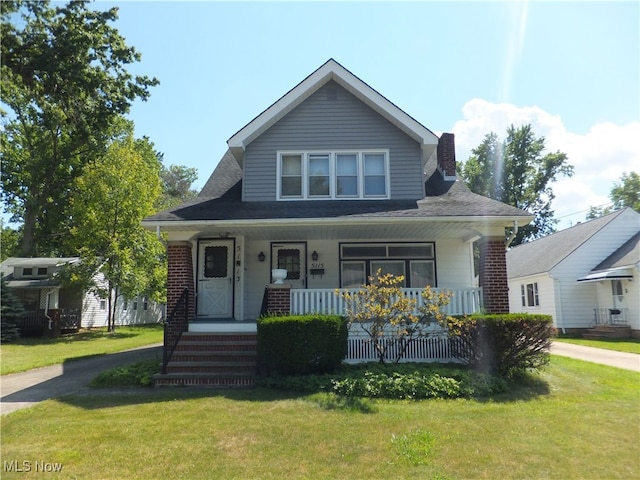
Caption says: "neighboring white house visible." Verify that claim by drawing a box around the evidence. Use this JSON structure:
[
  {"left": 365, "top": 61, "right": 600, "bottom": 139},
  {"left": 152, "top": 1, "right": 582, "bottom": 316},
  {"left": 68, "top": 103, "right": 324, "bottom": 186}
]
[
  {"left": 506, "top": 208, "right": 640, "bottom": 337},
  {"left": 1, "top": 257, "right": 163, "bottom": 334}
]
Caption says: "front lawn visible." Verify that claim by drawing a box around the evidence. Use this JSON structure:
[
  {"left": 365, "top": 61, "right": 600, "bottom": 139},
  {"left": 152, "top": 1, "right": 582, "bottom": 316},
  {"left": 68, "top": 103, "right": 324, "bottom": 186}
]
[
  {"left": 0, "top": 324, "right": 164, "bottom": 375},
  {"left": 555, "top": 336, "right": 640, "bottom": 354},
  {"left": 2, "top": 356, "right": 638, "bottom": 479}
]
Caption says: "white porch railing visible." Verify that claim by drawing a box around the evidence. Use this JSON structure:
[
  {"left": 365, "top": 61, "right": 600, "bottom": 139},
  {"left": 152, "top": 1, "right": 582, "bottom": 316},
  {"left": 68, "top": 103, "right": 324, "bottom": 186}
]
[{"left": 290, "top": 287, "right": 483, "bottom": 316}]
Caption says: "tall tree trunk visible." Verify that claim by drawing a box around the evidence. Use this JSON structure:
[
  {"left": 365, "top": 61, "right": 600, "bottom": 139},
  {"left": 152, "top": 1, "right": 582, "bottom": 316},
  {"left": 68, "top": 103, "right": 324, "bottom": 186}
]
[{"left": 20, "top": 205, "right": 37, "bottom": 256}]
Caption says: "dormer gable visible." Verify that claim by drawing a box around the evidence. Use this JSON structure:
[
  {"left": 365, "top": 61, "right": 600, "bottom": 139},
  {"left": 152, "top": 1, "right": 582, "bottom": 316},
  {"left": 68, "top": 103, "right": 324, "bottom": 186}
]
[{"left": 227, "top": 59, "right": 439, "bottom": 167}]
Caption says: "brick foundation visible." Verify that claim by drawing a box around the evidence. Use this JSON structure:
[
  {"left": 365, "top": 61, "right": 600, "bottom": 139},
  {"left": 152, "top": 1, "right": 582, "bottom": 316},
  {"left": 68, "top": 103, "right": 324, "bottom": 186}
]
[{"left": 478, "top": 237, "right": 509, "bottom": 314}]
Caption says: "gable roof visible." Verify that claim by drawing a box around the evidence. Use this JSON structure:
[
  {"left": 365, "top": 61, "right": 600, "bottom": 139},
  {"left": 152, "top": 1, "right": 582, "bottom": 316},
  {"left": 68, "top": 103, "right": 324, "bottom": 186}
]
[
  {"left": 506, "top": 209, "right": 631, "bottom": 279},
  {"left": 226, "top": 59, "right": 439, "bottom": 166}
]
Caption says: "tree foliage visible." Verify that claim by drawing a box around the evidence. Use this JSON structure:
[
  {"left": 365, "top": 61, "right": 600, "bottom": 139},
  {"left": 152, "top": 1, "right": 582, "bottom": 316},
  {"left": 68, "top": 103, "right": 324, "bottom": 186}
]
[
  {"left": 157, "top": 164, "right": 199, "bottom": 210},
  {"left": 67, "top": 136, "right": 164, "bottom": 331},
  {"left": 0, "top": 223, "right": 21, "bottom": 261},
  {"left": 337, "top": 270, "right": 453, "bottom": 364},
  {"left": 1, "top": 278, "right": 24, "bottom": 342},
  {"left": 460, "top": 125, "right": 573, "bottom": 245},
  {"left": 0, "top": 0, "right": 158, "bottom": 256},
  {"left": 586, "top": 171, "right": 640, "bottom": 219}
]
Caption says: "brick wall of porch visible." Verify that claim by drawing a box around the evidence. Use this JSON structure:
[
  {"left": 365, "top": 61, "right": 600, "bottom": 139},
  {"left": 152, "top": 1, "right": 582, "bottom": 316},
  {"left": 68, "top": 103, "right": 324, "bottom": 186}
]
[
  {"left": 166, "top": 242, "right": 196, "bottom": 345},
  {"left": 478, "top": 236, "right": 509, "bottom": 314}
]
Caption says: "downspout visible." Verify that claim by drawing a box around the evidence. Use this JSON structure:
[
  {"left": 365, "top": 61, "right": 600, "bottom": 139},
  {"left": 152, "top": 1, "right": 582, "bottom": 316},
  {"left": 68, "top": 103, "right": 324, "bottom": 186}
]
[
  {"left": 551, "top": 275, "right": 566, "bottom": 334},
  {"left": 505, "top": 221, "right": 519, "bottom": 249},
  {"left": 44, "top": 288, "right": 56, "bottom": 330}
]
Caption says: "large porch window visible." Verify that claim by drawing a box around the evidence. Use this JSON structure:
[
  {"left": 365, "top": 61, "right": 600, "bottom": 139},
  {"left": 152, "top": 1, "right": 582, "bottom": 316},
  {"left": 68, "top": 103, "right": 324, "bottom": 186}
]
[{"left": 339, "top": 242, "right": 435, "bottom": 288}]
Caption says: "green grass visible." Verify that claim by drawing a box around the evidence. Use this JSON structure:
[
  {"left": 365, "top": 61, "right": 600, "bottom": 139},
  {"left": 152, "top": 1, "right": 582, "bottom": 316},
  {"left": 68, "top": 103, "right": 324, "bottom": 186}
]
[
  {"left": 555, "top": 336, "right": 640, "bottom": 354},
  {"left": 0, "top": 324, "right": 163, "bottom": 375},
  {"left": 2, "top": 356, "right": 638, "bottom": 479}
]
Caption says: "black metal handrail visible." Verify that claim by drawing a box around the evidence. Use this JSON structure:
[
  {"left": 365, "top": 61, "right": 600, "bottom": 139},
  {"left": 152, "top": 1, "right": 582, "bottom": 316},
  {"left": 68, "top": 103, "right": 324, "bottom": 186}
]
[{"left": 162, "top": 287, "right": 190, "bottom": 374}]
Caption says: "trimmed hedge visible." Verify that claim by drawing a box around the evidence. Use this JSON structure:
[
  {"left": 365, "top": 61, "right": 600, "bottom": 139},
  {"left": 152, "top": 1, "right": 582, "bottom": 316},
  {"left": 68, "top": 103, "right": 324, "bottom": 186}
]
[
  {"left": 444, "top": 313, "right": 556, "bottom": 378},
  {"left": 257, "top": 314, "right": 348, "bottom": 375}
]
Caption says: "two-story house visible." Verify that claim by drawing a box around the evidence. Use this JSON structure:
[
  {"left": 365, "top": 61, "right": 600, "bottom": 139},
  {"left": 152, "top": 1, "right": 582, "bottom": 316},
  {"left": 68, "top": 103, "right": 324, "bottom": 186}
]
[{"left": 143, "top": 59, "right": 532, "bottom": 385}]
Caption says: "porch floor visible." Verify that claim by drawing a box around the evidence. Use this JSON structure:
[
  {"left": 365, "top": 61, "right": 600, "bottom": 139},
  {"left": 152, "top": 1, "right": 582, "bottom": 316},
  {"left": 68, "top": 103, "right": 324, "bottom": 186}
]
[{"left": 189, "top": 319, "right": 257, "bottom": 333}]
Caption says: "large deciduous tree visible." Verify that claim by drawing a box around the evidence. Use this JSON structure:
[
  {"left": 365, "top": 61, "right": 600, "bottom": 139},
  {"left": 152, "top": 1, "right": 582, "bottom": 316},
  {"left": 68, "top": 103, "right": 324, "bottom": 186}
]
[
  {"left": 68, "top": 136, "right": 164, "bottom": 331},
  {"left": 0, "top": 0, "right": 158, "bottom": 256},
  {"left": 587, "top": 171, "right": 640, "bottom": 219},
  {"left": 157, "top": 164, "right": 199, "bottom": 210},
  {"left": 460, "top": 124, "right": 573, "bottom": 245}
]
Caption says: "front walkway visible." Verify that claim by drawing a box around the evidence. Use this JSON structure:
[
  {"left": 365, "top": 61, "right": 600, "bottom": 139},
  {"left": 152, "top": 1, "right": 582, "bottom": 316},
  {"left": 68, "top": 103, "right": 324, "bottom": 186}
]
[{"left": 550, "top": 342, "right": 640, "bottom": 372}]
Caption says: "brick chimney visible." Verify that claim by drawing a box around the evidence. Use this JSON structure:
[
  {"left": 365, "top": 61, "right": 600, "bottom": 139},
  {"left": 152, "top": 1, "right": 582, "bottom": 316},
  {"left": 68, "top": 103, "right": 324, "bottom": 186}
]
[{"left": 437, "top": 133, "right": 457, "bottom": 180}]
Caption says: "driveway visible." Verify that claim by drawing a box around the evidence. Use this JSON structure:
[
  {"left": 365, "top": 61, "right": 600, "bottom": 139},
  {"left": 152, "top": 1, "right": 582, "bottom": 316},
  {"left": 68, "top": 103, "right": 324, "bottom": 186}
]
[
  {"left": 1, "top": 343, "right": 162, "bottom": 415},
  {"left": 550, "top": 341, "right": 640, "bottom": 372}
]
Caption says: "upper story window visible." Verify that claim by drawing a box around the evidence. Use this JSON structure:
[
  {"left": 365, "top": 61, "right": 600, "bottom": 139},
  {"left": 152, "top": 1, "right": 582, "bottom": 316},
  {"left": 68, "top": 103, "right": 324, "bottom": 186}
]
[{"left": 277, "top": 150, "right": 389, "bottom": 200}]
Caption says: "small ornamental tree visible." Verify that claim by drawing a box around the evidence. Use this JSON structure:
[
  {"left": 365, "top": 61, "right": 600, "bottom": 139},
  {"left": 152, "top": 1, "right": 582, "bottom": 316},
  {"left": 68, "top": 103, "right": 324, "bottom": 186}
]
[
  {"left": 337, "top": 270, "right": 453, "bottom": 364},
  {"left": 1, "top": 278, "right": 24, "bottom": 342}
]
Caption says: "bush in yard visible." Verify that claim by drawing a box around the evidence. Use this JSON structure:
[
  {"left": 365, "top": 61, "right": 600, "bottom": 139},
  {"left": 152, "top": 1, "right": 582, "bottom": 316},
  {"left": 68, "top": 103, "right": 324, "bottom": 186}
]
[
  {"left": 444, "top": 313, "right": 555, "bottom": 377},
  {"left": 1, "top": 279, "right": 23, "bottom": 342},
  {"left": 257, "top": 314, "right": 348, "bottom": 375},
  {"left": 337, "top": 270, "right": 454, "bottom": 364}
]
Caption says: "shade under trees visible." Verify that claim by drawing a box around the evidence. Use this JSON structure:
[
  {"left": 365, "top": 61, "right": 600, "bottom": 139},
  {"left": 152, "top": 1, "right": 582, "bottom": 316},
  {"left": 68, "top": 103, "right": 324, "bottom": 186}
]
[{"left": 460, "top": 124, "right": 573, "bottom": 245}]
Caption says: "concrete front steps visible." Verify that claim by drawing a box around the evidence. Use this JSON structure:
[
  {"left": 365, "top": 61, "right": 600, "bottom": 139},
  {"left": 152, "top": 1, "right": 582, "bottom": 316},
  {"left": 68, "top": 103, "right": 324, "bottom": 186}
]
[
  {"left": 583, "top": 324, "right": 631, "bottom": 340},
  {"left": 154, "top": 332, "right": 257, "bottom": 387}
]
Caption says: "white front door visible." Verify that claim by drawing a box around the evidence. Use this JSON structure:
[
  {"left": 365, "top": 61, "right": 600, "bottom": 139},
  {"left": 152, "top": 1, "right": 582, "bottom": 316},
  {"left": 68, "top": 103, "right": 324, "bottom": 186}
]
[
  {"left": 271, "top": 243, "right": 306, "bottom": 288},
  {"left": 197, "top": 240, "right": 234, "bottom": 318}
]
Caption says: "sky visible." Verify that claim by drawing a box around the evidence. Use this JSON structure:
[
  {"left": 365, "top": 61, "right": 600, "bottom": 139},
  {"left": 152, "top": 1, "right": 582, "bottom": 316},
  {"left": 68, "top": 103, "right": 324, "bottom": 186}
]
[{"left": 16, "top": 1, "right": 640, "bottom": 231}]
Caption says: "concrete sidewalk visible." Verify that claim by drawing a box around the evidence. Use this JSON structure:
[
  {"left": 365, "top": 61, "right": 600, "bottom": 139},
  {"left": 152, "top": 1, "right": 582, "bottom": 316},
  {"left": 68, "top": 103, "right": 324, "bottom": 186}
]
[
  {"left": 0, "top": 343, "right": 162, "bottom": 415},
  {"left": 550, "top": 341, "right": 640, "bottom": 372}
]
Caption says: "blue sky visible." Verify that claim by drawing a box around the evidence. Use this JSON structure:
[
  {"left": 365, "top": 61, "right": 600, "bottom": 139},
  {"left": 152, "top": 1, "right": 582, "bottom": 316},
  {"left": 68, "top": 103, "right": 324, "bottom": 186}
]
[{"left": 54, "top": 2, "right": 640, "bottom": 229}]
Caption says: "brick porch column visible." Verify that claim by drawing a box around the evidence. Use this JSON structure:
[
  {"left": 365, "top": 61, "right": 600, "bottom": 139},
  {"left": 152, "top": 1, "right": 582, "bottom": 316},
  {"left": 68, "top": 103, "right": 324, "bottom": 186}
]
[
  {"left": 266, "top": 284, "right": 291, "bottom": 315},
  {"left": 166, "top": 241, "right": 195, "bottom": 320},
  {"left": 478, "top": 237, "right": 509, "bottom": 314}
]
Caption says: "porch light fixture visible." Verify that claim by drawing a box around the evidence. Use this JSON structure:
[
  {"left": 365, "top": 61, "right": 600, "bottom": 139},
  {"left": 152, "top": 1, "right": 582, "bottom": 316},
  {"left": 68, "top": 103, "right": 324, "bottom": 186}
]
[
  {"left": 311, "top": 250, "right": 319, "bottom": 261},
  {"left": 258, "top": 252, "right": 266, "bottom": 262}
]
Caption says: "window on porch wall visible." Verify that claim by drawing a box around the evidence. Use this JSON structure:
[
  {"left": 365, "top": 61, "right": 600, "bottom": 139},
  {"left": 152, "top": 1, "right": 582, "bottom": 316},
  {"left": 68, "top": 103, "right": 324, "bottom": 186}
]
[{"left": 339, "top": 242, "right": 435, "bottom": 288}]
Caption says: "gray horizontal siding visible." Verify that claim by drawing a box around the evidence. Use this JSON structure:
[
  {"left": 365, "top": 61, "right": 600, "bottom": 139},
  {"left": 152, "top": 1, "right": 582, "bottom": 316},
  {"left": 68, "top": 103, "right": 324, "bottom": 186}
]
[{"left": 243, "top": 81, "right": 423, "bottom": 201}]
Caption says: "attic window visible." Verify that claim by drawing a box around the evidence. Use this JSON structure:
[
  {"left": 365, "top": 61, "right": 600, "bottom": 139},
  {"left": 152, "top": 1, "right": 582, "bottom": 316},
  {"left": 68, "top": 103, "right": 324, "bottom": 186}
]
[
  {"left": 37, "top": 267, "right": 48, "bottom": 276},
  {"left": 23, "top": 267, "right": 33, "bottom": 276},
  {"left": 277, "top": 150, "right": 389, "bottom": 200}
]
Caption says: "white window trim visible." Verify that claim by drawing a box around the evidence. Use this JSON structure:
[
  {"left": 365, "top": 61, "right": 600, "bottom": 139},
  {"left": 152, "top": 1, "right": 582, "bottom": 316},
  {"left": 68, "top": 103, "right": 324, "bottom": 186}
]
[
  {"left": 276, "top": 150, "right": 390, "bottom": 200},
  {"left": 522, "top": 282, "right": 540, "bottom": 307}
]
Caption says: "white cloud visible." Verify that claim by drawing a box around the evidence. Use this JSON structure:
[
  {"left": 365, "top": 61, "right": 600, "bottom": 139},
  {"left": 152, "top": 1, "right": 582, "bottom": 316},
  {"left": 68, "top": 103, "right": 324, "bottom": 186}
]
[{"left": 452, "top": 99, "right": 640, "bottom": 229}]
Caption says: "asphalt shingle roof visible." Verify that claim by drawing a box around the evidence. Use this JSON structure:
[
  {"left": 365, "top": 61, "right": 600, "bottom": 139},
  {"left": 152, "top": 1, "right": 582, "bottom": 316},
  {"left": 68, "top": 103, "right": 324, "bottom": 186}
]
[{"left": 506, "top": 209, "right": 628, "bottom": 279}]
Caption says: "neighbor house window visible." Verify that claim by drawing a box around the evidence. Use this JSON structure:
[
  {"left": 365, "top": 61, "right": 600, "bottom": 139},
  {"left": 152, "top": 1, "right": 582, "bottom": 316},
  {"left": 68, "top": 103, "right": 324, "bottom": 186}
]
[
  {"left": 22, "top": 267, "right": 33, "bottom": 276},
  {"left": 521, "top": 283, "right": 539, "bottom": 307},
  {"left": 339, "top": 242, "right": 435, "bottom": 288},
  {"left": 278, "top": 150, "right": 389, "bottom": 200},
  {"left": 99, "top": 300, "right": 106, "bottom": 311},
  {"left": 37, "top": 267, "right": 48, "bottom": 276}
]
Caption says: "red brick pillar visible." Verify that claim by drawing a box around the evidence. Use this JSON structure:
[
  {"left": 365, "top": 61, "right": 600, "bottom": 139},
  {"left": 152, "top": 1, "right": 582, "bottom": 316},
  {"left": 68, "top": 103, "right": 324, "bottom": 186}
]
[
  {"left": 266, "top": 284, "right": 291, "bottom": 315},
  {"left": 166, "top": 241, "right": 195, "bottom": 320},
  {"left": 478, "top": 237, "right": 509, "bottom": 314}
]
